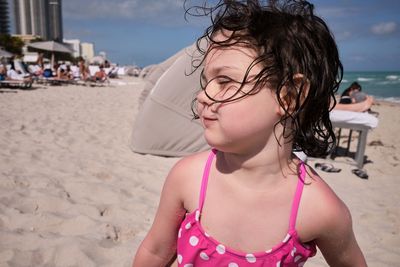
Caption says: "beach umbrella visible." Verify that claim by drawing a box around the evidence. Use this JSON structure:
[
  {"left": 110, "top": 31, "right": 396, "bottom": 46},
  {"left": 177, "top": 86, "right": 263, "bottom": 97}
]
[
  {"left": 27, "top": 41, "right": 73, "bottom": 67},
  {"left": 0, "top": 49, "right": 13, "bottom": 58}
]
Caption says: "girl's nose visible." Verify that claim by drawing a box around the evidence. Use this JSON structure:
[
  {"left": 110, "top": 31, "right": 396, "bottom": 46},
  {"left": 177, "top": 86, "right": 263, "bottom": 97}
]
[
  {"left": 196, "top": 89, "right": 213, "bottom": 106},
  {"left": 196, "top": 89, "right": 221, "bottom": 114}
]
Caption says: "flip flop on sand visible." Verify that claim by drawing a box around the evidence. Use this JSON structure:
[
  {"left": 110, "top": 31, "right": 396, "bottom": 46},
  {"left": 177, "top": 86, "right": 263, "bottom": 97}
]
[
  {"left": 352, "top": 169, "right": 369, "bottom": 179},
  {"left": 314, "top": 162, "right": 341, "bottom": 173}
]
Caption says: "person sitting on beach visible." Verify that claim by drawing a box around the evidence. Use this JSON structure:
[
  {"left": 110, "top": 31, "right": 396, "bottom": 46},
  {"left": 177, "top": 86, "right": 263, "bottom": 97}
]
[
  {"left": 64, "top": 64, "right": 74, "bottom": 80},
  {"left": 54, "top": 63, "right": 66, "bottom": 80},
  {"left": 132, "top": 1, "right": 367, "bottom": 267},
  {"left": 0, "top": 64, "right": 6, "bottom": 81},
  {"left": 93, "top": 65, "right": 107, "bottom": 82},
  {"left": 55, "top": 63, "right": 73, "bottom": 81}
]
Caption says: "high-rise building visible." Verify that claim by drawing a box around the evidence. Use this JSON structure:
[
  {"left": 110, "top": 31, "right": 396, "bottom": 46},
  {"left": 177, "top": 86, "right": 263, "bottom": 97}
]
[
  {"left": 63, "top": 39, "right": 81, "bottom": 58},
  {"left": 14, "top": 0, "right": 63, "bottom": 41},
  {"left": 0, "top": 0, "right": 11, "bottom": 34},
  {"left": 48, "top": 0, "right": 63, "bottom": 41},
  {"left": 81, "top": 42, "right": 95, "bottom": 60}
]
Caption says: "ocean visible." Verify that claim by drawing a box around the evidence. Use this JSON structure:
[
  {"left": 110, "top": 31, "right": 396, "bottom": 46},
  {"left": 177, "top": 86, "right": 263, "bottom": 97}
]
[{"left": 340, "top": 71, "right": 400, "bottom": 103}]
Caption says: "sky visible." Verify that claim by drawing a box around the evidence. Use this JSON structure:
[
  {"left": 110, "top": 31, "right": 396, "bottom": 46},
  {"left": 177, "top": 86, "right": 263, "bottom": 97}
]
[{"left": 9, "top": 0, "right": 400, "bottom": 71}]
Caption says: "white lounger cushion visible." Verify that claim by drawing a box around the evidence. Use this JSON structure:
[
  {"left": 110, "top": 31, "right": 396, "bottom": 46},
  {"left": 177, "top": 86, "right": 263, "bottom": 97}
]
[{"left": 330, "top": 110, "right": 379, "bottom": 128}]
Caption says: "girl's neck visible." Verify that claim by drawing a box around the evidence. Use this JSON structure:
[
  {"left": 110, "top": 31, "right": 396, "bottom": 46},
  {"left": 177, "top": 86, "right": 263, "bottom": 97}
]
[{"left": 216, "top": 142, "right": 298, "bottom": 186}]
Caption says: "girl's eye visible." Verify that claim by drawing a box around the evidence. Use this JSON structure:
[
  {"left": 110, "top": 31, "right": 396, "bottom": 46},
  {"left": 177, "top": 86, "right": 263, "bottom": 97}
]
[
  {"left": 216, "top": 77, "right": 232, "bottom": 85},
  {"left": 200, "top": 73, "right": 208, "bottom": 89}
]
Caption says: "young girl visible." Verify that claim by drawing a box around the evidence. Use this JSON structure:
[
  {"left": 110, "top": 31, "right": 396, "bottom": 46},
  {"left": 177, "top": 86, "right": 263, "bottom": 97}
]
[{"left": 133, "top": 1, "right": 367, "bottom": 266}]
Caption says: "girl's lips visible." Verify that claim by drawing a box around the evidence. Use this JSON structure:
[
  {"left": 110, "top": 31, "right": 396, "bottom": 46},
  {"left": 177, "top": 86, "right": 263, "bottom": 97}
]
[
  {"left": 201, "top": 116, "right": 217, "bottom": 127},
  {"left": 203, "top": 116, "right": 217, "bottom": 120}
]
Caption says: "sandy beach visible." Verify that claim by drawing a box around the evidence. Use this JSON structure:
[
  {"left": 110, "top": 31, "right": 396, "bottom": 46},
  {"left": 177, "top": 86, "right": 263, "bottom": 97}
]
[{"left": 0, "top": 77, "right": 399, "bottom": 267}]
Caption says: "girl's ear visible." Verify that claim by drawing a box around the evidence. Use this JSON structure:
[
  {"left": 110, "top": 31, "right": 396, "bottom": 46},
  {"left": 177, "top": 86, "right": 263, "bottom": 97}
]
[
  {"left": 276, "top": 73, "right": 310, "bottom": 116},
  {"left": 293, "top": 73, "right": 310, "bottom": 105}
]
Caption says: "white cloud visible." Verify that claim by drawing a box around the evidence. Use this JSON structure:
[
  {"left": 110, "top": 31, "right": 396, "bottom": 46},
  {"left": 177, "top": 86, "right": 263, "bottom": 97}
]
[{"left": 371, "top": 22, "right": 397, "bottom": 35}]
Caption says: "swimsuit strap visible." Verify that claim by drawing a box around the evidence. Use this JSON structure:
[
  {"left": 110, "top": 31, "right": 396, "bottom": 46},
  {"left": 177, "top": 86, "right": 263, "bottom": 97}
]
[
  {"left": 198, "top": 148, "right": 217, "bottom": 212},
  {"left": 198, "top": 150, "right": 307, "bottom": 231},
  {"left": 289, "top": 162, "right": 307, "bottom": 231}
]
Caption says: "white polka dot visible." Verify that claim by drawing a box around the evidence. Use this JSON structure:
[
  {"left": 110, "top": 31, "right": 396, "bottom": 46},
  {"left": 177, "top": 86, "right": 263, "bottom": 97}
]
[
  {"left": 184, "top": 264, "right": 193, "bottom": 267},
  {"left": 291, "top": 247, "right": 297, "bottom": 257},
  {"left": 246, "top": 254, "right": 256, "bottom": 263},
  {"left": 200, "top": 252, "right": 209, "bottom": 260},
  {"left": 204, "top": 232, "right": 210, "bottom": 237},
  {"left": 216, "top": 244, "right": 226, "bottom": 254},
  {"left": 195, "top": 210, "right": 200, "bottom": 221},
  {"left": 189, "top": 236, "right": 199, "bottom": 246},
  {"left": 294, "top": 255, "right": 302, "bottom": 262},
  {"left": 185, "top": 222, "right": 191, "bottom": 229},
  {"left": 178, "top": 228, "right": 182, "bottom": 238},
  {"left": 177, "top": 254, "right": 183, "bottom": 264},
  {"left": 228, "top": 263, "right": 239, "bottom": 267},
  {"left": 282, "top": 233, "right": 291, "bottom": 243},
  {"left": 276, "top": 261, "right": 281, "bottom": 267},
  {"left": 298, "top": 262, "right": 305, "bottom": 267},
  {"left": 265, "top": 249, "right": 272, "bottom": 253}
]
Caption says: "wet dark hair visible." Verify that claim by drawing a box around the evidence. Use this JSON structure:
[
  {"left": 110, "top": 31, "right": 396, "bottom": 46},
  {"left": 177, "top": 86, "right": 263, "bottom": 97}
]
[
  {"left": 341, "top": 81, "right": 362, "bottom": 97},
  {"left": 186, "top": 0, "right": 342, "bottom": 157}
]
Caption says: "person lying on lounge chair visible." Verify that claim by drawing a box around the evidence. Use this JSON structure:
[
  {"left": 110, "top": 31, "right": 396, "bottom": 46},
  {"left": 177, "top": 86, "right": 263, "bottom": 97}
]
[
  {"left": 0, "top": 64, "right": 33, "bottom": 88},
  {"left": 337, "top": 81, "right": 378, "bottom": 115},
  {"left": 6, "top": 63, "right": 32, "bottom": 83},
  {"left": 335, "top": 95, "right": 374, "bottom": 112}
]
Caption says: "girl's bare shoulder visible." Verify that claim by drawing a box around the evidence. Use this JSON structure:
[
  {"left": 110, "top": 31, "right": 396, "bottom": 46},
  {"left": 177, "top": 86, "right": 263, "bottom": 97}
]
[
  {"left": 166, "top": 150, "right": 212, "bottom": 211},
  {"left": 169, "top": 150, "right": 211, "bottom": 179},
  {"left": 297, "top": 164, "right": 351, "bottom": 241}
]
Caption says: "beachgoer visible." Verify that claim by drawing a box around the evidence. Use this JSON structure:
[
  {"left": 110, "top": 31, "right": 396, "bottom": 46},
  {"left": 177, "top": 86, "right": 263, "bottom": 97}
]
[
  {"left": 338, "top": 81, "right": 377, "bottom": 114},
  {"left": 78, "top": 57, "right": 89, "bottom": 80},
  {"left": 36, "top": 52, "right": 44, "bottom": 69},
  {"left": 132, "top": 1, "right": 367, "bottom": 266},
  {"left": 340, "top": 82, "right": 368, "bottom": 104},
  {"left": 7, "top": 61, "right": 32, "bottom": 82},
  {"left": 93, "top": 65, "right": 107, "bottom": 82},
  {"left": 0, "top": 64, "right": 6, "bottom": 81},
  {"left": 335, "top": 96, "right": 374, "bottom": 112}
]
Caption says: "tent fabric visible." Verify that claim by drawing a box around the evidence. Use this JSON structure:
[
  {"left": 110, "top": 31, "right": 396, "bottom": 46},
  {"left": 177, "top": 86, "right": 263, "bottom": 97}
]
[
  {"left": 130, "top": 44, "right": 210, "bottom": 157},
  {"left": 138, "top": 50, "right": 186, "bottom": 109}
]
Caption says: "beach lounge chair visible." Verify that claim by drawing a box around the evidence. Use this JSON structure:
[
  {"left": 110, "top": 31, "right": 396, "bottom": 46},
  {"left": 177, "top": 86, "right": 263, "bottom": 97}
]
[
  {"left": 0, "top": 79, "right": 33, "bottom": 89},
  {"left": 329, "top": 110, "right": 379, "bottom": 169}
]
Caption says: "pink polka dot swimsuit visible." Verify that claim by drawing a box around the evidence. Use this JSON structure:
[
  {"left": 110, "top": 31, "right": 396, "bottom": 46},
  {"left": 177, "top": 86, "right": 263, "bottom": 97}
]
[{"left": 176, "top": 149, "right": 316, "bottom": 266}]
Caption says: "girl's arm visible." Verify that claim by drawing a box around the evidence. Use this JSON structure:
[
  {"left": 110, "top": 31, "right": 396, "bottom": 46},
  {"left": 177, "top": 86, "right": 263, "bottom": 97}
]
[
  {"left": 316, "top": 203, "right": 367, "bottom": 267},
  {"left": 334, "top": 96, "right": 374, "bottom": 112},
  {"left": 314, "top": 195, "right": 367, "bottom": 266},
  {"left": 302, "top": 170, "right": 367, "bottom": 267},
  {"left": 132, "top": 160, "right": 188, "bottom": 267}
]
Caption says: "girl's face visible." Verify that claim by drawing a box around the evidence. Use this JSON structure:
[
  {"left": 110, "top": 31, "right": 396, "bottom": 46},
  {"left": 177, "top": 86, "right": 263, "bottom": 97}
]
[{"left": 196, "top": 41, "right": 282, "bottom": 153}]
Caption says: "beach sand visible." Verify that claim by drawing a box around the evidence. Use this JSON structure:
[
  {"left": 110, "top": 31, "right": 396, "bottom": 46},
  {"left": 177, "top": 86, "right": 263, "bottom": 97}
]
[{"left": 0, "top": 78, "right": 399, "bottom": 266}]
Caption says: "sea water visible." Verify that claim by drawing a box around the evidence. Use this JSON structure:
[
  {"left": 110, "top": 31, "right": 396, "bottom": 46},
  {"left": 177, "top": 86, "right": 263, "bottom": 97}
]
[{"left": 339, "top": 71, "right": 400, "bottom": 103}]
